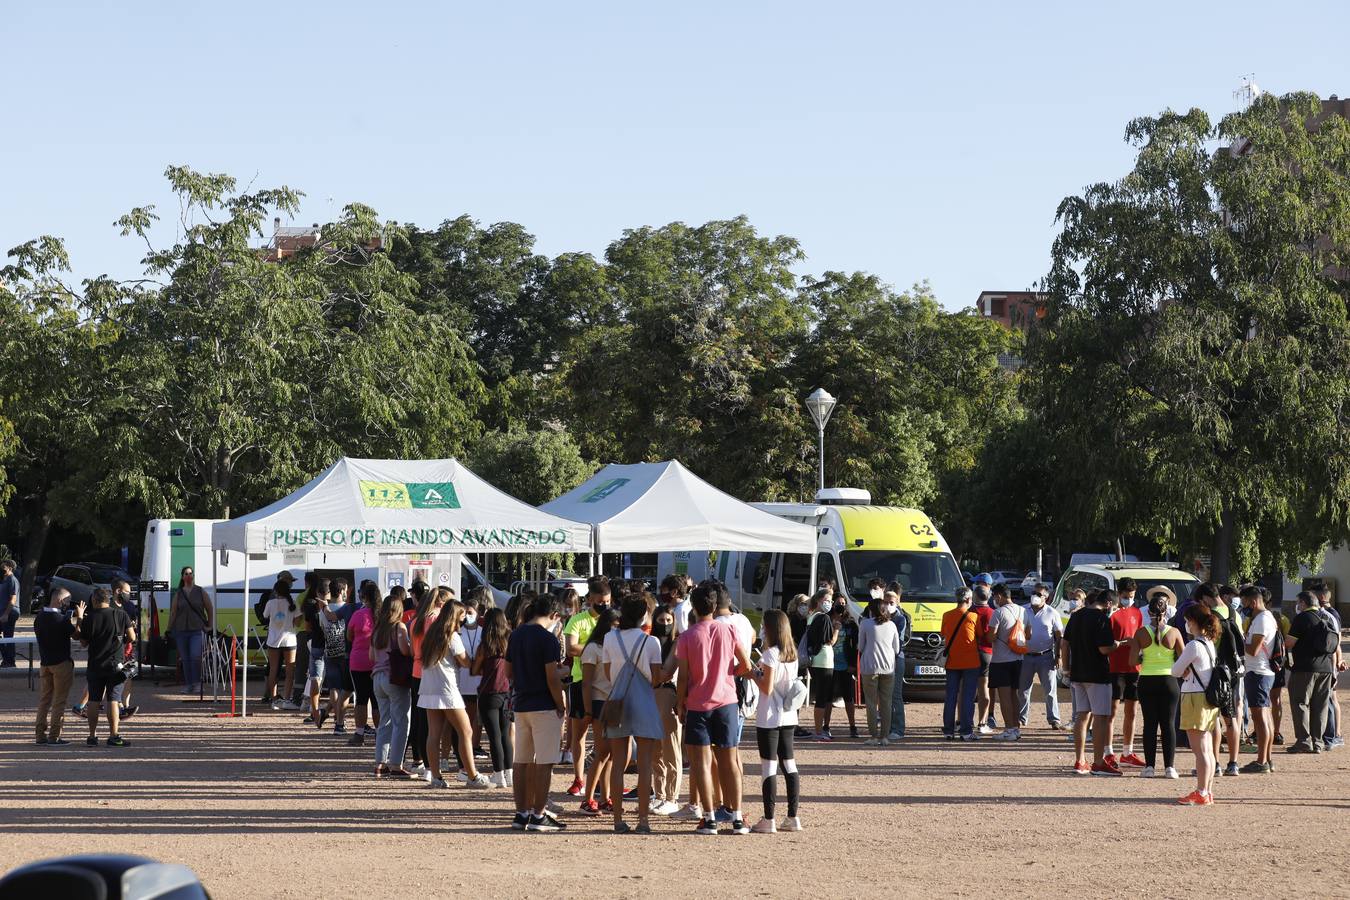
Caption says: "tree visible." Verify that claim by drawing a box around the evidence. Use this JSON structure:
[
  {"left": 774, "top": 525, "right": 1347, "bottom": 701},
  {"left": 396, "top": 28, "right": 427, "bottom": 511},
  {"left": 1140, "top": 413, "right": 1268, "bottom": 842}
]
[
  {"left": 466, "top": 427, "right": 595, "bottom": 507},
  {"left": 1026, "top": 93, "right": 1350, "bottom": 581}
]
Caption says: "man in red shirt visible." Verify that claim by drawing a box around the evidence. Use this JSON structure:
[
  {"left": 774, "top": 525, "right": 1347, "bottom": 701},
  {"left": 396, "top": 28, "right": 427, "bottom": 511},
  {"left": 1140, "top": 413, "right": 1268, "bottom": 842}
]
[
  {"left": 1106, "top": 577, "right": 1144, "bottom": 767},
  {"left": 972, "top": 580, "right": 996, "bottom": 733}
]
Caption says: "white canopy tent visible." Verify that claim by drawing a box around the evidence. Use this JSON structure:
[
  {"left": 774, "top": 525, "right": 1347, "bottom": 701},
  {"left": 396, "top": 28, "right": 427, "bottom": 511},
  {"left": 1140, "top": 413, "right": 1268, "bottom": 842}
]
[
  {"left": 214, "top": 457, "right": 592, "bottom": 713},
  {"left": 539, "top": 460, "right": 816, "bottom": 557}
]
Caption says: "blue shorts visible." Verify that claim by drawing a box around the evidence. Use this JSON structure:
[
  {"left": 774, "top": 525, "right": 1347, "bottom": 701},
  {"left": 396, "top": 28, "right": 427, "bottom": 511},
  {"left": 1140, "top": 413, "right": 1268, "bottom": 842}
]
[
  {"left": 307, "top": 653, "right": 326, "bottom": 683},
  {"left": 322, "top": 657, "right": 352, "bottom": 692},
  {"left": 685, "top": 702, "right": 739, "bottom": 748},
  {"left": 1245, "top": 671, "right": 1275, "bottom": 709},
  {"left": 591, "top": 698, "right": 605, "bottom": 721}
]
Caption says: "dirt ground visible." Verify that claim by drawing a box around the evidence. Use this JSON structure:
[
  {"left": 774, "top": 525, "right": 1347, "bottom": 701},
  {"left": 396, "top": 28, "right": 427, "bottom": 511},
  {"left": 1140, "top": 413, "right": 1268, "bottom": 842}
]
[{"left": 3, "top": 634, "right": 1349, "bottom": 899}]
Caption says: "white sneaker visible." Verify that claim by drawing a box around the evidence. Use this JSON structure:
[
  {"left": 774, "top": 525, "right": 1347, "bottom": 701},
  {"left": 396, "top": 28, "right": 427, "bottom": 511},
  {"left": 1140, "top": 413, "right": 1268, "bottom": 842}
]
[
  {"left": 750, "top": 817, "right": 777, "bottom": 834},
  {"left": 651, "top": 799, "right": 677, "bottom": 816},
  {"left": 429, "top": 778, "right": 449, "bottom": 789},
  {"left": 978, "top": 724, "right": 994, "bottom": 735},
  {"left": 780, "top": 816, "right": 803, "bottom": 832},
  {"left": 280, "top": 700, "right": 302, "bottom": 711},
  {"left": 862, "top": 738, "right": 881, "bottom": 746},
  {"left": 996, "top": 729, "right": 1020, "bottom": 741},
  {"left": 1141, "top": 766, "right": 1155, "bottom": 778},
  {"left": 670, "top": 803, "right": 701, "bottom": 821},
  {"left": 489, "top": 772, "right": 508, "bottom": 788},
  {"left": 465, "top": 774, "right": 491, "bottom": 788},
  {"left": 879, "top": 738, "right": 891, "bottom": 746},
  {"left": 503, "top": 770, "right": 514, "bottom": 788},
  {"left": 410, "top": 763, "right": 428, "bottom": 778},
  {"left": 1163, "top": 767, "right": 1180, "bottom": 780},
  {"left": 455, "top": 770, "right": 469, "bottom": 783}
]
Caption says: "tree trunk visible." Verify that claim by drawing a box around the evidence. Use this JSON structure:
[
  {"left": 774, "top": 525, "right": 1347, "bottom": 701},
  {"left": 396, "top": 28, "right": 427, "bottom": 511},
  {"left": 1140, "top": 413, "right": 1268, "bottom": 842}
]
[
  {"left": 1210, "top": 503, "right": 1236, "bottom": 585},
  {"left": 19, "top": 500, "right": 51, "bottom": 612}
]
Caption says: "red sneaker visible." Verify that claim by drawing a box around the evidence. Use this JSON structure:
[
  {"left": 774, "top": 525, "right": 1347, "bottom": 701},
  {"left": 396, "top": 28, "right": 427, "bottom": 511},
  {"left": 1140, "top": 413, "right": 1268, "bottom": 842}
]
[
  {"left": 565, "top": 777, "right": 585, "bottom": 797},
  {"left": 578, "top": 799, "right": 600, "bottom": 816},
  {"left": 1103, "top": 753, "right": 1119, "bottom": 767},
  {"left": 1177, "top": 790, "right": 1212, "bottom": 805},
  {"left": 599, "top": 798, "right": 614, "bottom": 812},
  {"left": 1072, "top": 762, "right": 1091, "bottom": 775},
  {"left": 1119, "top": 753, "right": 1146, "bottom": 768},
  {"left": 1090, "top": 761, "right": 1123, "bottom": 776}
]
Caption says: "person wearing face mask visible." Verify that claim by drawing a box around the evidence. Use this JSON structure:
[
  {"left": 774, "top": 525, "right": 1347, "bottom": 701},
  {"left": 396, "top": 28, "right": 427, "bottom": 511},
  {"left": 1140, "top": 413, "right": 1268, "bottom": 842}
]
[
  {"left": 970, "top": 578, "right": 996, "bottom": 734},
  {"left": 803, "top": 589, "right": 838, "bottom": 741},
  {"left": 1105, "top": 577, "right": 1145, "bottom": 768},
  {"left": 858, "top": 588, "right": 901, "bottom": 745},
  {"left": 562, "top": 575, "right": 610, "bottom": 796},
  {"left": 649, "top": 605, "right": 684, "bottom": 817},
  {"left": 1173, "top": 604, "right": 1222, "bottom": 804},
  {"left": 885, "top": 581, "right": 912, "bottom": 741},
  {"left": 454, "top": 599, "right": 484, "bottom": 770},
  {"left": 1016, "top": 584, "right": 1064, "bottom": 731},
  {"left": 788, "top": 593, "right": 810, "bottom": 648},
  {"left": 168, "top": 565, "right": 213, "bottom": 696}
]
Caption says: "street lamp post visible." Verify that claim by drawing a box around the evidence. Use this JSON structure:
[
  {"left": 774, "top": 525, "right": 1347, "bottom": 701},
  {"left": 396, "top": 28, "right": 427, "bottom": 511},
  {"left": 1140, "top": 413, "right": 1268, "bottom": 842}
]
[{"left": 805, "top": 387, "right": 837, "bottom": 492}]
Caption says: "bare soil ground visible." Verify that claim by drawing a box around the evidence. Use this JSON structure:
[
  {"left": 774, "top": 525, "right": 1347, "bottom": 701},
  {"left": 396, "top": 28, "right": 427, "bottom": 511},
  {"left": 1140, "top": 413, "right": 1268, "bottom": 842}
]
[{"left": 2, "top": 634, "right": 1348, "bottom": 899}]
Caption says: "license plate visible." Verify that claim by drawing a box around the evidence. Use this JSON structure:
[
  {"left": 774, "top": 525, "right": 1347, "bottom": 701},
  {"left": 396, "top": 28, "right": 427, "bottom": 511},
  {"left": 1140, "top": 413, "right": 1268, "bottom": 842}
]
[{"left": 916, "top": 665, "right": 945, "bottom": 675}]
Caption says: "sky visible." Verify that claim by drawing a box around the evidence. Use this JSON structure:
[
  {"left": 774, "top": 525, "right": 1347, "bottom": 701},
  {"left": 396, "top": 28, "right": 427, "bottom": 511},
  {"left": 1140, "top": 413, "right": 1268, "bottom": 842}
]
[{"left": 2, "top": 1, "right": 1344, "bottom": 310}]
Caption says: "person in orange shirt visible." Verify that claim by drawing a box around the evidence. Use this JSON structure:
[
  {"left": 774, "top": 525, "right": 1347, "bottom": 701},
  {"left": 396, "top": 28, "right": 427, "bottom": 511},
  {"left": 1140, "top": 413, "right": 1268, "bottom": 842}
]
[{"left": 941, "top": 588, "right": 982, "bottom": 740}]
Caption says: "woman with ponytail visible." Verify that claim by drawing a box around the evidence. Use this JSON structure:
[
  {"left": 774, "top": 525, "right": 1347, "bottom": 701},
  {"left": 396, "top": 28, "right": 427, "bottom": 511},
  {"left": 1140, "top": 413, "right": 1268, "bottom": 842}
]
[
  {"left": 418, "top": 599, "right": 490, "bottom": 788},
  {"left": 370, "top": 594, "right": 412, "bottom": 778},
  {"left": 1172, "top": 604, "right": 1222, "bottom": 805},
  {"left": 1131, "top": 587, "right": 1184, "bottom": 778}
]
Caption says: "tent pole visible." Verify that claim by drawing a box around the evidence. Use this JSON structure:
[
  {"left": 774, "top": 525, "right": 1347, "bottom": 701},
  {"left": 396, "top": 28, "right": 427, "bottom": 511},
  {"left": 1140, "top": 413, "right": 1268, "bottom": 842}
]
[
  {"left": 210, "top": 545, "right": 219, "bottom": 703},
  {"left": 241, "top": 552, "right": 250, "bottom": 719}
]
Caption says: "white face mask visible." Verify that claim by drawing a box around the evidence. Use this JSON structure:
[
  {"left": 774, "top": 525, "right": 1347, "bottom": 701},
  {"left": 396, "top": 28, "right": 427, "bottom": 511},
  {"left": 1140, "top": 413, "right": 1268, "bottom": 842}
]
[
  {"left": 870, "top": 588, "right": 884, "bottom": 600},
  {"left": 820, "top": 600, "right": 834, "bottom": 614},
  {"left": 796, "top": 603, "right": 808, "bottom": 616},
  {"left": 464, "top": 612, "right": 477, "bottom": 626},
  {"left": 1119, "top": 596, "right": 1134, "bottom": 608},
  {"left": 1031, "top": 594, "right": 1045, "bottom": 607},
  {"left": 884, "top": 603, "right": 896, "bottom": 616}
]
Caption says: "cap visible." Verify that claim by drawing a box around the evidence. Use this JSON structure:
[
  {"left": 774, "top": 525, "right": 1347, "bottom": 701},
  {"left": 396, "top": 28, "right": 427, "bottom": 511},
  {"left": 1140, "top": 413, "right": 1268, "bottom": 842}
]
[
  {"left": 276, "top": 571, "right": 296, "bottom": 583},
  {"left": 973, "top": 573, "right": 993, "bottom": 585}
]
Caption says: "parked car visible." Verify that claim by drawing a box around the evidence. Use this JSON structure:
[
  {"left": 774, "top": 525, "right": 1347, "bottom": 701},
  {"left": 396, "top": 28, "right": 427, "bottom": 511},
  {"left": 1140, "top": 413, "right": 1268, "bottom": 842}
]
[
  {"left": 27, "top": 573, "right": 53, "bottom": 613},
  {"left": 1050, "top": 562, "right": 1198, "bottom": 621},
  {"left": 47, "top": 562, "right": 133, "bottom": 605}
]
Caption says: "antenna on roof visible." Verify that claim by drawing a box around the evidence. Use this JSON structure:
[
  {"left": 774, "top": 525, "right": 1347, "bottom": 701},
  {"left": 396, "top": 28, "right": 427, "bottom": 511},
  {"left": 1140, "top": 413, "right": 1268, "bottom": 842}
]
[{"left": 1234, "top": 75, "right": 1262, "bottom": 110}]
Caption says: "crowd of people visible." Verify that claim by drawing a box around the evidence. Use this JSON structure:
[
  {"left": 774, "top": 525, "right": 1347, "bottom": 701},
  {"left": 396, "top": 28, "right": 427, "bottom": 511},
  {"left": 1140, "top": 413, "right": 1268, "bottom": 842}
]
[
  {"left": 23, "top": 560, "right": 1347, "bottom": 820},
  {"left": 938, "top": 575, "right": 1345, "bottom": 805}
]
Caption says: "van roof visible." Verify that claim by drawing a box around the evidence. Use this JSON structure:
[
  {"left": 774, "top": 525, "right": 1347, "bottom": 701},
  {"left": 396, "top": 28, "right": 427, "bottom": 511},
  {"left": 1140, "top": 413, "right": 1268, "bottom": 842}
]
[
  {"left": 833, "top": 506, "right": 950, "bottom": 554},
  {"left": 1072, "top": 562, "right": 1199, "bottom": 581}
]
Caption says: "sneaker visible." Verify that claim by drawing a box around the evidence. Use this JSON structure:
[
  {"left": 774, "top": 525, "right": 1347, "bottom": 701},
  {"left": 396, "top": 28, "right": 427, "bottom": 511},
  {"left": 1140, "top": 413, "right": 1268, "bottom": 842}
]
[
  {"left": 849, "top": 726, "right": 860, "bottom": 739},
  {"left": 1178, "top": 791, "right": 1213, "bottom": 806},
  {"left": 49, "top": 738, "right": 71, "bottom": 746},
  {"left": 1090, "top": 761, "right": 1123, "bottom": 776},
  {"left": 815, "top": 731, "right": 833, "bottom": 743},
  {"left": 410, "top": 763, "right": 429, "bottom": 779},
  {"left": 504, "top": 770, "right": 514, "bottom": 788},
  {"left": 1072, "top": 762, "right": 1091, "bottom": 775},
  {"left": 599, "top": 799, "right": 614, "bottom": 813},
  {"left": 565, "top": 777, "right": 585, "bottom": 797},
  {"left": 1140, "top": 766, "right": 1155, "bottom": 778},
  {"left": 862, "top": 738, "right": 881, "bottom": 746},
  {"left": 1274, "top": 732, "right": 1285, "bottom": 745},
  {"left": 694, "top": 818, "right": 719, "bottom": 836},
  {"left": 880, "top": 738, "right": 891, "bottom": 746},
  {"left": 1239, "top": 761, "right": 1271, "bottom": 774},
  {"left": 455, "top": 770, "right": 469, "bottom": 783},
  {"left": 780, "top": 816, "right": 803, "bottom": 832},
  {"left": 578, "top": 799, "right": 601, "bottom": 816},
  {"left": 1163, "top": 767, "right": 1179, "bottom": 779},
  {"left": 560, "top": 750, "right": 574, "bottom": 764},
  {"left": 729, "top": 818, "right": 750, "bottom": 835},
  {"left": 652, "top": 800, "right": 680, "bottom": 816},
  {"left": 85, "top": 736, "right": 99, "bottom": 746},
  {"left": 429, "top": 778, "right": 449, "bottom": 789},
  {"left": 333, "top": 725, "right": 347, "bottom": 735},
  {"left": 489, "top": 772, "right": 508, "bottom": 788},
  {"left": 1223, "top": 762, "right": 1240, "bottom": 776},
  {"left": 511, "top": 812, "right": 528, "bottom": 831},
  {"left": 119, "top": 706, "right": 138, "bottom": 720},
  {"left": 106, "top": 735, "right": 129, "bottom": 747},
  {"left": 347, "top": 733, "right": 364, "bottom": 747},
  {"left": 1048, "top": 721, "right": 1066, "bottom": 731},
  {"left": 1119, "top": 753, "right": 1146, "bottom": 768},
  {"left": 978, "top": 724, "right": 994, "bottom": 735},
  {"left": 669, "top": 803, "right": 701, "bottom": 821},
  {"left": 35, "top": 737, "right": 48, "bottom": 745},
  {"left": 960, "top": 733, "right": 980, "bottom": 742},
  {"left": 1103, "top": 753, "right": 1119, "bottom": 767},
  {"left": 270, "top": 699, "right": 282, "bottom": 711},
  {"left": 713, "top": 806, "right": 734, "bottom": 823},
  {"left": 995, "top": 728, "right": 1020, "bottom": 741},
  {"left": 623, "top": 786, "right": 639, "bottom": 800},
  {"left": 280, "top": 700, "right": 302, "bottom": 711},
  {"left": 526, "top": 812, "right": 566, "bottom": 833},
  {"left": 1286, "top": 742, "right": 1317, "bottom": 754},
  {"left": 1327, "top": 738, "right": 1345, "bottom": 750},
  {"left": 464, "top": 774, "right": 491, "bottom": 788}
]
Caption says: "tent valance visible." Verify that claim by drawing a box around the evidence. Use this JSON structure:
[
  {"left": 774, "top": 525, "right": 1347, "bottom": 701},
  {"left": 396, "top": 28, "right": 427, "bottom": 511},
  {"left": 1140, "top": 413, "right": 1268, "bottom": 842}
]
[
  {"left": 539, "top": 460, "right": 816, "bottom": 555},
  {"left": 215, "top": 457, "right": 593, "bottom": 554}
]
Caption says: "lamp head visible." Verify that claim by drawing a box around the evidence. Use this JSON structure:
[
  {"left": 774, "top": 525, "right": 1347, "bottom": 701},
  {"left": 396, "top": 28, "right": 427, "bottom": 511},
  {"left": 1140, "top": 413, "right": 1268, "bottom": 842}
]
[{"left": 805, "top": 387, "right": 837, "bottom": 429}]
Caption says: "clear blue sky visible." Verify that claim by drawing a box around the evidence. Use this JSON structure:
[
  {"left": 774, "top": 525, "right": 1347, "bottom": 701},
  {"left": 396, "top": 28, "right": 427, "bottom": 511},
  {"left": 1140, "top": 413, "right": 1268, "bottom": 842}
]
[{"left": 2, "top": 1, "right": 1342, "bottom": 309}]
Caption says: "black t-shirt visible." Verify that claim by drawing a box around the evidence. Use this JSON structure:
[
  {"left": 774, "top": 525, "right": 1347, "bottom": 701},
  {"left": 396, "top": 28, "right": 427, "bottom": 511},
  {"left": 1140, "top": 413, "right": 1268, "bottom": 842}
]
[
  {"left": 303, "top": 599, "right": 325, "bottom": 649},
  {"left": 81, "top": 606, "right": 130, "bottom": 672},
  {"left": 507, "top": 622, "right": 562, "bottom": 713},
  {"left": 806, "top": 613, "right": 836, "bottom": 662},
  {"left": 1064, "top": 606, "right": 1113, "bottom": 684},
  {"left": 1289, "top": 609, "right": 1336, "bottom": 673},
  {"left": 34, "top": 609, "right": 76, "bottom": 667}
]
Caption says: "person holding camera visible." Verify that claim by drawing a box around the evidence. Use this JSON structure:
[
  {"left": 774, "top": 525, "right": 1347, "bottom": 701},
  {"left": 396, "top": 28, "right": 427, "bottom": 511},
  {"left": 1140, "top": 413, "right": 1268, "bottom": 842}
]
[{"left": 75, "top": 588, "right": 136, "bottom": 747}]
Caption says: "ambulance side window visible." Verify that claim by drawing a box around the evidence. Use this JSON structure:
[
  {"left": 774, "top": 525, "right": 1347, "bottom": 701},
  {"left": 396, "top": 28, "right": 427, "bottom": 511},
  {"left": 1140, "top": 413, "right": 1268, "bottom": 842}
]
[
  {"left": 742, "top": 552, "right": 771, "bottom": 595},
  {"left": 816, "top": 553, "right": 840, "bottom": 593}
]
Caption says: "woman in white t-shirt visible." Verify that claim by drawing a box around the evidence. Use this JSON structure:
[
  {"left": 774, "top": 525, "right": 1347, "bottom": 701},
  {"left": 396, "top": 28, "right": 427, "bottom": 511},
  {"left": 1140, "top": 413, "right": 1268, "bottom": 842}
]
[
  {"left": 1172, "top": 605, "right": 1221, "bottom": 805},
  {"left": 579, "top": 609, "right": 619, "bottom": 816},
  {"left": 603, "top": 595, "right": 664, "bottom": 834},
  {"left": 1239, "top": 585, "right": 1278, "bottom": 773},
  {"left": 750, "top": 609, "right": 802, "bottom": 833},
  {"left": 418, "top": 602, "right": 489, "bottom": 788},
  {"left": 263, "top": 585, "right": 299, "bottom": 709}
]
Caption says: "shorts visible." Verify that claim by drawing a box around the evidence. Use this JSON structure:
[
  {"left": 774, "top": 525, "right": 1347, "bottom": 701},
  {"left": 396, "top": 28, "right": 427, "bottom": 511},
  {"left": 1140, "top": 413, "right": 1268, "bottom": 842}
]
[
  {"left": 685, "top": 703, "right": 739, "bottom": 748},
  {"left": 591, "top": 698, "right": 606, "bottom": 721},
  {"left": 1071, "top": 681, "right": 1112, "bottom": 717},
  {"left": 978, "top": 649, "right": 992, "bottom": 677},
  {"left": 1245, "top": 671, "right": 1275, "bottom": 709},
  {"left": 1180, "top": 692, "right": 1220, "bottom": 732},
  {"left": 569, "top": 680, "right": 590, "bottom": 720},
  {"left": 307, "top": 651, "right": 326, "bottom": 683},
  {"left": 1273, "top": 667, "right": 1287, "bottom": 689},
  {"left": 988, "top": 660, "right": 1023, "bottom": 690},
  {"left": 350, "top": 669, "right": 374, "bottom": 707},
  {"left": 322, "top": 657, "right": 352, "bottom": 692},
  {"left": 514, "top": 709, "right": 564, "bottom": 764},
  {"left": 86, "top": 669, "right": 126, "bottom": 704},
  {"left": 832, "top": 669, "right": 856, "bottom": 702},
  {"left": 810, "top": 667, "right": 835, "bottom": 708},
  {"left": 1112, "top": 672, "right": 1140, "bottom": 702}
]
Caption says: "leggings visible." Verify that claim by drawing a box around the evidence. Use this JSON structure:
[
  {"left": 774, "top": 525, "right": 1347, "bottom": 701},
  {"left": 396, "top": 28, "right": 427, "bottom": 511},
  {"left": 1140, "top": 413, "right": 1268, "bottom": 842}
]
[
  {"left": 409, "top": 677, "right": 427, "bottom": 765},
  {"left": 756, "top": 725, "right": 799, "bottom": 820},
  {"left": 478, "top": 692, "right": 513, "bottom": 772},
  {"left": 1138, "top": 674, "right": 1180, "bottom": 769}
]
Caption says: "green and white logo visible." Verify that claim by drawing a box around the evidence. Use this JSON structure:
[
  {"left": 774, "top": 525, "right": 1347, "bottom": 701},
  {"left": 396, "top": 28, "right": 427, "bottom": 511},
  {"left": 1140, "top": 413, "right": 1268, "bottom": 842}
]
[
  {"left": 360, "top": 480, "right": 460, "bottom": 509},
  {"left": 582, "top": 478, "right": 629, "bottom": 503}
]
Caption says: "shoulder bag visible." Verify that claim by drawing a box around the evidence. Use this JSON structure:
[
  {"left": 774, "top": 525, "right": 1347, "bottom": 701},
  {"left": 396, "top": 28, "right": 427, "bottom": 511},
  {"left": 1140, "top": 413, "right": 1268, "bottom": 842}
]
[
  {"left": 936, "top": 612, "right": 973, "bottom": 668},
  {"left": 599, "top": 632, "right": 645, "bottom": 727}
]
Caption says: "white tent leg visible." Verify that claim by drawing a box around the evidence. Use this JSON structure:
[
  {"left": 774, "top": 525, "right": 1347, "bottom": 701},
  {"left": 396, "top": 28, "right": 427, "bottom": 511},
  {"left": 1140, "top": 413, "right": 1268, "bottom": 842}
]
[
  {"left": 210, "top": 547, "right": 219, "bottom": 702},
  {"left": 241, "top": 553, "right": 250, "bottom": 718}
]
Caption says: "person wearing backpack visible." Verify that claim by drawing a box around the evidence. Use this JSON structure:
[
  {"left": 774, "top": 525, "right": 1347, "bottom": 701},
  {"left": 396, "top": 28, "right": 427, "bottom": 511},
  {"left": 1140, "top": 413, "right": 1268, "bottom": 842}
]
[
  {"left": 802, "top": 589, "right": 838, "bottom": 741},
  {"left": 1313, "top": 584, "right": 1345, "bottom": 750},
  {"left": 1201, "top": 589, "right": 1246, "bottom": 776},
  {"left": 1285, "top": 591, "right": 1339, "bottom": 754},
  {"left": 885, "top": 581, "right": 913, "bottom": 740},
  {"left": 1172, "top": 604, "right": 1222, "bottom": 805},
  {"left": 1238, "top": 585, "right": 1278, "bottom": 773},
  {"left": 985, "top": 583, "right": 1027, "bottom": 741},
  {"left": 750, "top": 609, "right": 804, "bottom": 833}
]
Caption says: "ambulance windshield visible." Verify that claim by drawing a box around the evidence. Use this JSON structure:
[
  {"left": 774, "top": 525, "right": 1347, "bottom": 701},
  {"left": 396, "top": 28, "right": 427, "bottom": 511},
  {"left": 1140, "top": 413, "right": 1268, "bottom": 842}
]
[{"left": 840, "top": 550, "right": 964, "bottom": 601}]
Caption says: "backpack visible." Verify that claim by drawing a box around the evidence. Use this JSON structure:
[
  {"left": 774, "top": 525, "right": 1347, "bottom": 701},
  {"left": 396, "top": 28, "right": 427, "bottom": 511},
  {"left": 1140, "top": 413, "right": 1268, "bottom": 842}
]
[
  {"left": 253, "top": 591, "right": 270, "bottom": 628},
  {"left": 1197, "top": 639, "right": 1233, "bottom": 712},
  {"left": 1313, "top": 610, "right": 1342, "bottom": 655},
  {"left": 1005, "top": 606, "right": 1028, "bottom": 655},
  {"left": 1267, "top": 625, "right": 1286, "bottom": 675},
  {"left": 322, "top": 616, "right": 348, "bottom": 660}
]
